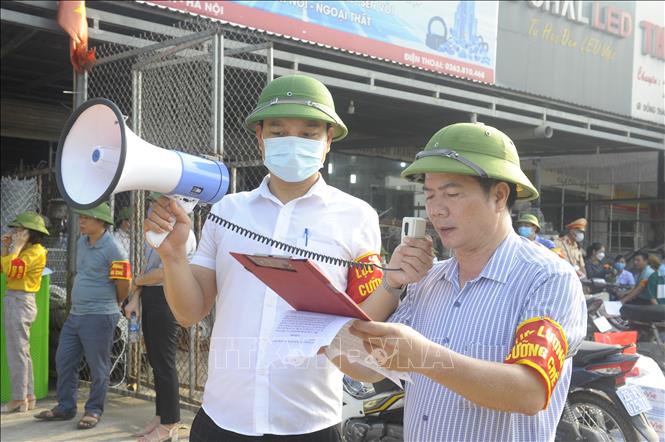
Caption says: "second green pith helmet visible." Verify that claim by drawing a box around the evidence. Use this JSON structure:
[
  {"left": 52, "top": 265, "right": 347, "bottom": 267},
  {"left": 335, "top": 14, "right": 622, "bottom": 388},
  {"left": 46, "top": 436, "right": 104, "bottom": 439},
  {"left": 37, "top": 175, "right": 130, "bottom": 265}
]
[
  {"left": 73, "top": 202, "right": 114, "bottom": 224},
  {"left": 244, "top": 74, "right": 348, "bottom": 141},
  {"left": 402, "top": 123, "right": 539, "bottom": 201},
  {"left": 517, "top": 213, "right": 541, "bottom": 230},
  {"left": 8, "top": 211, "right": 50, "bottom": 235}
]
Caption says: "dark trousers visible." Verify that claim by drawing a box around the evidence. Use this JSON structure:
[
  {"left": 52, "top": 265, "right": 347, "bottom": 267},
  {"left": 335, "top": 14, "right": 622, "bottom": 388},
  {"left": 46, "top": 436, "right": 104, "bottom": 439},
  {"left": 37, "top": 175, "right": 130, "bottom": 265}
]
[
  {"left": 190, "top": 408, "right": 341, "bottom": 442},
  {"left": 55, "top": 313, "right": 119, "bottom": 415},
  {"left": 141, "top": 285, "right": 180, "bottom": 424}
]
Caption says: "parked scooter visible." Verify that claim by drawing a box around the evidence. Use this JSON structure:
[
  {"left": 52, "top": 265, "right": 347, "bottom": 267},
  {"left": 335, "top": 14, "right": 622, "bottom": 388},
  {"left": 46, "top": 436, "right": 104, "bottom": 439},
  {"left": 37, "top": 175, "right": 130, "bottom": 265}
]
[
  {"left": 558, "top": 341, "right": 658, "bottom": 442},
  {"left": 620, "top": 304, "right": 665, "bottom": 374},
  {"left": 620, "top": 304, "right": 665, "bottom": 344},
  {"left": 341, "top": 341, "right": 658, "bottom": 442},
  {"left": 342, "top": 376, "right": 403, "bottom": 442},
  {"left": 586, "top": 291, "right": 665, "bottom": 375}
]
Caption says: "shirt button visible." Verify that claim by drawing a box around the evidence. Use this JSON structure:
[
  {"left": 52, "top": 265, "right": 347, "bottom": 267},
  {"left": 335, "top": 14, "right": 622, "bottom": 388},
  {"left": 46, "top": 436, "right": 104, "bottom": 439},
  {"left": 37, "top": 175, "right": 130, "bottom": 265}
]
[
  {"left": 453, "top": 301, "right": 461, "bottom": 308},
  {"left": 423, "top": 415, "right": 429, "bottom": 421},
  {"left": 442, "top": 337, "right": 450, "bottom": 345}
]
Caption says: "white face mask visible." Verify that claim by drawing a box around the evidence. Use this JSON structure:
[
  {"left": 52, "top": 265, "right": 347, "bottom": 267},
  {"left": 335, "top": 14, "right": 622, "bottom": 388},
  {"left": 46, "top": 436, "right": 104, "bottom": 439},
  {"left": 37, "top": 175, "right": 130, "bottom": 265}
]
[
  {"left": 263, "top": 136, "right": 326, "bottom": 182},
  {"left": 574, "top": 231, "right": 584, "bottom": 243},
  {"left": 596, "top": 252, "right": 605, "bottom": 261}
]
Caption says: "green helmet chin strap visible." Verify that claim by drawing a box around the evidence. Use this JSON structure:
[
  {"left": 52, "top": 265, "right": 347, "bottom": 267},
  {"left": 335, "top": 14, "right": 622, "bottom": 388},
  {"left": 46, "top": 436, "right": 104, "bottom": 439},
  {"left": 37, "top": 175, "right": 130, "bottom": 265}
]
[{"left": 415, "top": 149, "right": 489, "bottom": 178}]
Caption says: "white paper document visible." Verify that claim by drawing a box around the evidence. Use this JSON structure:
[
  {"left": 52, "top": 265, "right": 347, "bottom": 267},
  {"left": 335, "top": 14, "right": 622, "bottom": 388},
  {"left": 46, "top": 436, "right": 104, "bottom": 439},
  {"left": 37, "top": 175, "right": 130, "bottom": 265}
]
[
  {"left": 604, "top": 301, "right": 623, "bottom": 316},
  {"left": 267, "top": 310, "right": 412, "bottom": 386},
  {"left": 593, "top": 316, "right": 613, "bottom": 333}
]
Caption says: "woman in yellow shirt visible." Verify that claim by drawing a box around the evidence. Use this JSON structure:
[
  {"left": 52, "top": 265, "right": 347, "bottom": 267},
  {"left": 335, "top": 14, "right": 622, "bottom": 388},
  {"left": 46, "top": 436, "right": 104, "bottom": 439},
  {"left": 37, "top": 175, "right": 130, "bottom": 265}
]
[{"left": 1, "top": 211, "right": 48, "bottom": 413}]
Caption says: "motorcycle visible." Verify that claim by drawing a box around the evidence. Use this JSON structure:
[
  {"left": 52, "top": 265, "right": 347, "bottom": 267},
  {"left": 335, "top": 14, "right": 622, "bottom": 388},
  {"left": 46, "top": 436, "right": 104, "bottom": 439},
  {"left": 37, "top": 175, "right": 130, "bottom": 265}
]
[
  {"left": 558, "top": 341, "right": 658, "bottom": 442},
  {"left": 586, "top": 290, "right": 665, "bottom": 375},
  {"left": 342, "top": 376, "right": 403, "bottom": 442},
  {"left": 620, "top": 304, "right": 665, "bottom": 374},
  {"left": 341, "top": 341, "right": 658, "bottom": 442}
]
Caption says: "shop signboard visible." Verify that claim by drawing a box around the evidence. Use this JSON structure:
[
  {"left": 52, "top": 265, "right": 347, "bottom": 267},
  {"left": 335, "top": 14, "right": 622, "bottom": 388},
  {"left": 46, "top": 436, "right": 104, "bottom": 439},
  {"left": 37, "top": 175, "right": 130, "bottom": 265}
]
[
  {"left": 142, "top": 1, "right": 499, "bottom": 83},
  {"left": 496, "top": 1, "right": 636, "bottom": 117},
  {"left": 630, "top": 1, "right": 664, "bottom": 125}
]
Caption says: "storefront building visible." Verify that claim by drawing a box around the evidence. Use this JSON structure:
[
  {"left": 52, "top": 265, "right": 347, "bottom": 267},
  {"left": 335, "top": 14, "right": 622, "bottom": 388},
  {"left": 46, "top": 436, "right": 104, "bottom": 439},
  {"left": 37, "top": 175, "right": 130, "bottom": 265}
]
[{"left": 2, "top": 1, "right": 663, "bottom": 260}]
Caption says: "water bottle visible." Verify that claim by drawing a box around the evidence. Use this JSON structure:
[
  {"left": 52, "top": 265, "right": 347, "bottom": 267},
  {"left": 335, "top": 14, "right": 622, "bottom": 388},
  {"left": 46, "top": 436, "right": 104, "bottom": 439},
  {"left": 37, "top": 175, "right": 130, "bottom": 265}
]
[{"left": 129, "top": 312, "right": 139, "bottom": 344}]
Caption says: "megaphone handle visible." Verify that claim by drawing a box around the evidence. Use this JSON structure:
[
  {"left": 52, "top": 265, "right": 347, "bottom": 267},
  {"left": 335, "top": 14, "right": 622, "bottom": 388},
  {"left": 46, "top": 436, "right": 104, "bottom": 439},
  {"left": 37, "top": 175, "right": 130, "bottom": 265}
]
[{"left": 146, "top": 196, "right": 199, "bottom": 248}]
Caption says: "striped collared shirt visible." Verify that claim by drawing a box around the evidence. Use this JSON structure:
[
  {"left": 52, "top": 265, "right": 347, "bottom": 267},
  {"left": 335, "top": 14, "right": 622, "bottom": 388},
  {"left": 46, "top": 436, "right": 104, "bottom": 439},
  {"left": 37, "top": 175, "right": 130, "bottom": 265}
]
[{"left": 389, "top": 232, "right": 587, "bottom": 442}]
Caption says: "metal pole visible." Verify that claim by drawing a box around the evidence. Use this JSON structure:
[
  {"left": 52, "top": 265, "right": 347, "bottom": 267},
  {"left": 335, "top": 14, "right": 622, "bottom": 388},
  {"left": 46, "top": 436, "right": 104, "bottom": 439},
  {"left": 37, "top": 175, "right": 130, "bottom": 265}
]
[
  {"left": 127, "top": 67, "right": 143, "bottom": 393},
  {"left": 66, "top": 71, "right": 87, "bottom": 311},
  {"left": 47, "top": 142, "right": 53, "bottom": 207},
  {"left": 609, "top": 169, "right": 614, "bottom": 253},
  {"left": 189, "top": 325, "right": 195, "bottom": 401},
  {"left": 560, "top": 183, "right": 566, "bottom": 232},
  {"left": 658, "top": 151, "right": 664, "bottom": 200},
  {"left": 635, "top": 169, "right": 642, "bottom": 250},
  {"left": 212, "top": 32, "right": 224, "bottom": 157},
  {"left": 267, "top": 43, "right": 274, "bottom": 82},
  {"left": 230, "top": 166, "right": 237, "bottom": 194},
  {"left": 534, "top": 158, "right": 541, "bottom": 208},
  {"left": 658, "top": 151, "right": 665, "bottom": 247},
  {"left": 584, "top": 169, "right": 589, "bottom": 238}
]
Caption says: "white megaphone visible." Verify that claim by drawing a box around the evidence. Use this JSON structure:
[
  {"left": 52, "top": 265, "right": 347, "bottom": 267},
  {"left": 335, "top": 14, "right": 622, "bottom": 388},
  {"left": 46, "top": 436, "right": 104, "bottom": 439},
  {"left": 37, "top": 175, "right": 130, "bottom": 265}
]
[{"left": 56, "top": 98, "right": 230, "bottom": 247}]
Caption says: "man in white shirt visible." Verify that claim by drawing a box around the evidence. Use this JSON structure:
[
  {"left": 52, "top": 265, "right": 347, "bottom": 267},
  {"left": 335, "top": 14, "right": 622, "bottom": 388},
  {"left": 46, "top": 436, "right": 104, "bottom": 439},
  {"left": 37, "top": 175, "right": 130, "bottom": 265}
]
[{"left": 145, "top": 74, "right": 433, "bottom": 441}]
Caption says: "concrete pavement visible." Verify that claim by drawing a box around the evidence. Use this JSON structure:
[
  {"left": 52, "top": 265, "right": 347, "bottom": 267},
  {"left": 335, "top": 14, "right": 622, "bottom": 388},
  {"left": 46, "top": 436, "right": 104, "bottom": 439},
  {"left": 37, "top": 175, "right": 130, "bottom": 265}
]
[{"left": 1, "top": 388, "right": 196, "bottom": 441}]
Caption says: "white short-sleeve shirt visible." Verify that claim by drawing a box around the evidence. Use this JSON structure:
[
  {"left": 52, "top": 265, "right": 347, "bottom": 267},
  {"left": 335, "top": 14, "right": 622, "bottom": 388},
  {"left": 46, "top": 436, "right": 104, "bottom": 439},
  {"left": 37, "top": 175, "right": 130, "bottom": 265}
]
[{"left": 191, "top": 176, "right": 381, "bottom": 436}]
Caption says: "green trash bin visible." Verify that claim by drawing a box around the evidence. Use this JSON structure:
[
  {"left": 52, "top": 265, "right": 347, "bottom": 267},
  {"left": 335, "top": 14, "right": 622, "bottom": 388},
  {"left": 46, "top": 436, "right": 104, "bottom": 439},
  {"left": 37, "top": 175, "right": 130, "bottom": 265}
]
[{"left": 0, "top": 272, "right": 50, "bottom": 402}]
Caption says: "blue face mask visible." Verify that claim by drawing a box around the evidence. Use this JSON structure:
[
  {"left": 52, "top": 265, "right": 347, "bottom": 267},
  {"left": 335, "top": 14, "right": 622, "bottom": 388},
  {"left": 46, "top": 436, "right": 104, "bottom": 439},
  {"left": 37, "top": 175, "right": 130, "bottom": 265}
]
[
  {"left": 614, "top": 262, "right": 625, "bottom": 272},
  {"left": 263, "top": 136, "right": 326, "bottom": 183},
  {"left": 517, "top": 226, "right": 533, "bottom": 238}
]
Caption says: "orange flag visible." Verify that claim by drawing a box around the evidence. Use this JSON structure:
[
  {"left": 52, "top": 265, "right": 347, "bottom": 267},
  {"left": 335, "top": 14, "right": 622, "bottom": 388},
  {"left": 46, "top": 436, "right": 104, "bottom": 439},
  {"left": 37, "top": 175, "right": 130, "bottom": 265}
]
[{"left": 57, "top": 0, "right": 96, "bottom": 73}]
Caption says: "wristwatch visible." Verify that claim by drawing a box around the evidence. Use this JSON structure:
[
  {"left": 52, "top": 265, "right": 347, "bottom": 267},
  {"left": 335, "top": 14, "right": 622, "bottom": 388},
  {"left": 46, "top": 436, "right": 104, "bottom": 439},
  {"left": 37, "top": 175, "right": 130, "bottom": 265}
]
[{"left": 380, "top": 277, "right": 406, "bottom": 298}]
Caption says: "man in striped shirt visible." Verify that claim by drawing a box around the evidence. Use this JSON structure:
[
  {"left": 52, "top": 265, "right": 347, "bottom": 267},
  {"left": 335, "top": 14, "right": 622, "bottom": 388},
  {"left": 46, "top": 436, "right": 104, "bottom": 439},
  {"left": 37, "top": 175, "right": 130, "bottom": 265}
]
[{"left": 337, "top": 123, "right": 587, "bottom": 441}]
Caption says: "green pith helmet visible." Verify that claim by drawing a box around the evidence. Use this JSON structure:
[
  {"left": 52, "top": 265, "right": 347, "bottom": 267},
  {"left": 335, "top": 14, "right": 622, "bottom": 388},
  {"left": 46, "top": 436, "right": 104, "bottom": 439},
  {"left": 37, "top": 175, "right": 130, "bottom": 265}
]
[
  {"left": 73, "top": 202, "right": 113, "bottom": 224},
  {"left": 116, "top": 207, "right": 131, "bottom": 222},
  {"left": 8, "top": 211, "right": 49, "bottom": 235},
  {"left": 517, "top": 213, "right": 541, "bottom": 231},
  {"left": 402, "top": 122, "right": 539, "bottom": 201},
  {"left": 244, "top": 74, "right": 348, "bottom": 141}
]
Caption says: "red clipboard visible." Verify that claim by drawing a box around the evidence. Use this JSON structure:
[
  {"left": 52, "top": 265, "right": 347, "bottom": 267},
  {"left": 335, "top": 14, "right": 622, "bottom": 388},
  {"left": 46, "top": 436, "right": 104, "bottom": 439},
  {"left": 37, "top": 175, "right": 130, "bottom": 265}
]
[{"left": 230, "top": 252, "right": 371, "bottom": 321}]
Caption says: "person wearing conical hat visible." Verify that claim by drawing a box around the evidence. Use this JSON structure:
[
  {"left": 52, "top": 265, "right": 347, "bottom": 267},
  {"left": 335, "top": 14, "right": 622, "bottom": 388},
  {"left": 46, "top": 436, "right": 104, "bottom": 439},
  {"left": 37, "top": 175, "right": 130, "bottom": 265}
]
[
  {"left": 554, "top": 218, "right": 587, "bottom": 278},
  {"left": 35, "top": 202, "right": 131, "bottom": 429},
  {"left": 1, "top": 211, "right": 49, "bottom": 414},
  {"left": 144, "top": 75, "right": 433, "bottom": 440},
  {"left": 340, "top": 123, "right": 586, "bottom": 442}
]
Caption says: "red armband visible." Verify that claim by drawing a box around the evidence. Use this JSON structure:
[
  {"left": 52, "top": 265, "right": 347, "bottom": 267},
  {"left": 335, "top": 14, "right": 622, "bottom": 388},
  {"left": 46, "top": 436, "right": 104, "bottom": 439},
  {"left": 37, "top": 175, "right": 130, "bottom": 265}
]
[
  {"left": 346, "top": 252, "right": 384, "bottom": 304},
  {"left": 109, "top": 260, "right": 131, "bottom": 280},
  {"left": 505, "top": 317, "right": 568, "bottom": 409},
  {"left": 7, "top": 258, "right": 26, "bottom": 280}
]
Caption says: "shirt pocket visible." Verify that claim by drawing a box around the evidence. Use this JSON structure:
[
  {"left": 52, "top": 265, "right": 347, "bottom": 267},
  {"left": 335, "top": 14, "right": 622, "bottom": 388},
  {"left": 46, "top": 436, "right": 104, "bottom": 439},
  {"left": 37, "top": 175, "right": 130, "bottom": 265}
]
[
  {"left": 295, "top": 237, "right": 348, "bottom": 292},
  {"left": 460, "top": 343, "right": 512, "bottom": 409}
]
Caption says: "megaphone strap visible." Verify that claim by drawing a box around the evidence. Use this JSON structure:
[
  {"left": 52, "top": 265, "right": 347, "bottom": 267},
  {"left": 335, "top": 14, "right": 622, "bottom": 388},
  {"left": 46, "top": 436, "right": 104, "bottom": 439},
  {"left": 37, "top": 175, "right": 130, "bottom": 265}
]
[
  {"left": 415, "top": 149, "right": 488, "bottom": 178},
  {"left": 205, "top": 211, "right": 398, "bottom": 272}
]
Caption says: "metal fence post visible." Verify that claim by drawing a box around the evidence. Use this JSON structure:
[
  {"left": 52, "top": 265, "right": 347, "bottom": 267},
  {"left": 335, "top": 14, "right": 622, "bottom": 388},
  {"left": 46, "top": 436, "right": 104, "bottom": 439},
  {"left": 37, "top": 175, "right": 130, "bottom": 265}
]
[
  {"left": 189, "top": 325, "right": 195, "bottom": 401},
  {"left": 213, "top": 32, "right": 224, "bottom": 157},
  {"left": 66, "top": 71, "right": 87, "bottom": 311},
  {"left": 267, "top": 42, "right": 274, "bottom": 82}
]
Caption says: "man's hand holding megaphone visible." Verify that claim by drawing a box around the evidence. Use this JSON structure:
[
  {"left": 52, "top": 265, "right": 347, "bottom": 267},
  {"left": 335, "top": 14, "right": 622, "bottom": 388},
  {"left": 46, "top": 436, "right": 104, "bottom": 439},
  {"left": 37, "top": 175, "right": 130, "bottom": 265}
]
[
  {"left": 145, "top": 196, "right": 192, "bottom": 260},
  {"left": 55, "top": 97, "right": 229, "bottom": 244}
]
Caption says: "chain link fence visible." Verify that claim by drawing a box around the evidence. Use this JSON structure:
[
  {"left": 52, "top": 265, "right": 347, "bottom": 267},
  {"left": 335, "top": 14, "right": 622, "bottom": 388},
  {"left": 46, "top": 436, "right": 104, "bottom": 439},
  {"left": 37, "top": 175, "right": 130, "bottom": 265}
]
[{"left": 79, "top": 18, "right": 272, "bottom": 405}]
